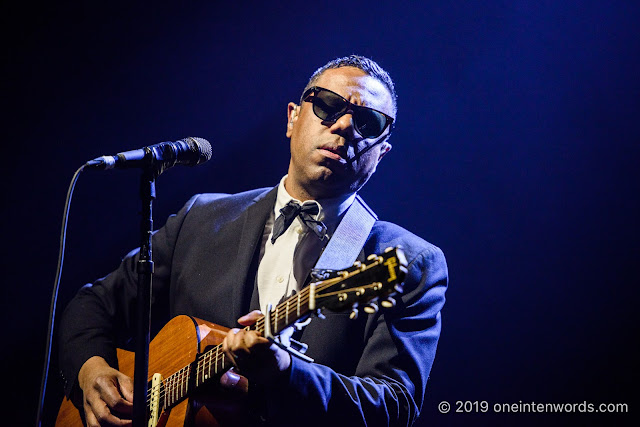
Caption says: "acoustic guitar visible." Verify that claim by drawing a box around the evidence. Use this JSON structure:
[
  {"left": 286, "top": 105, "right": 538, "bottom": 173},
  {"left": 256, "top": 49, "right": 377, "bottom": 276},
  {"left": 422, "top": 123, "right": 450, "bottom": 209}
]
[{"left": 55, "top": 247, "right": 407, "bottom": 426}]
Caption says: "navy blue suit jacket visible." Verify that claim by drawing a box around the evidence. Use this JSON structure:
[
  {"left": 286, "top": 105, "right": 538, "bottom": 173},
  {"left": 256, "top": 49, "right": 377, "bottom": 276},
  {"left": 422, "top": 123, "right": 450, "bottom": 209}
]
[{"left": 59, "top": 186, "right": 448, "bottom": 426}]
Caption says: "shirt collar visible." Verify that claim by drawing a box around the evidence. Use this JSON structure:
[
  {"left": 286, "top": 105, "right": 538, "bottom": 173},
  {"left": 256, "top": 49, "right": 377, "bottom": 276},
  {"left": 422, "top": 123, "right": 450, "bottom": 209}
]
[{"left": 275, "top": 175, "right": 356, "bottom": 231}]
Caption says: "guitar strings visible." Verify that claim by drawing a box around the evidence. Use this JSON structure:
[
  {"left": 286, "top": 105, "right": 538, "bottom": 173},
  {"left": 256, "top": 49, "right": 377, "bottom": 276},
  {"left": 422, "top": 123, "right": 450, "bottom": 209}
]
[
  {"left": 145, "top": 258, "right": 386, "bottom": 406},
  {"left": 144, "top": 256, "right": 389, "bottom": 407}
]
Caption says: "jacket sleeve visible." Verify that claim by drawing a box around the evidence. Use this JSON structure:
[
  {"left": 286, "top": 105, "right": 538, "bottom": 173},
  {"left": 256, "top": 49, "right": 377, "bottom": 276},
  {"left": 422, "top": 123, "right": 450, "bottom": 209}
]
[
  {"left": 57, "top": 195, "right": 201, "bottom": 398},
  {"left": 261, "top": 243, "right": 449, "bottom": 427}
]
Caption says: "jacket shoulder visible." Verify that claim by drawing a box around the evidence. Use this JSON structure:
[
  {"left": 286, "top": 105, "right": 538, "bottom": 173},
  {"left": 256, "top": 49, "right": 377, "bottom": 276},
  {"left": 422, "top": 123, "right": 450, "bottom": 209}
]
[
  {"left": 183, "top": 187, "right": 272, "bottom": 214},
  {"left": 367, "top": 220, "right": 445, "bottom": 263},
  {"left": 190, "top": 187, "right": 273, "bottom": 208},
  {"left": 165, "top": 187, "right": 274, "bottom": 232}
]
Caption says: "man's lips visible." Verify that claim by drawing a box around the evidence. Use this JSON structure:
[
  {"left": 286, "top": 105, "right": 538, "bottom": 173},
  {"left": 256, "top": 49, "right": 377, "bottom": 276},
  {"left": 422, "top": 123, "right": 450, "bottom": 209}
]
[{"left": 317, "top": 145, "right": 347, "bottom": 161}]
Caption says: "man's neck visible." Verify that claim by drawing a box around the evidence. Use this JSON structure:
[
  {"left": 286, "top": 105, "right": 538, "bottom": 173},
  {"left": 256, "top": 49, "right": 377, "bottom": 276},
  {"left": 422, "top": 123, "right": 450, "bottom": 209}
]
[
  {"left": 284, "top": 175, "right": 352, "bottom": 202},
  {"left": 284, "top": 176, "right": 318, "bottom": 202}
]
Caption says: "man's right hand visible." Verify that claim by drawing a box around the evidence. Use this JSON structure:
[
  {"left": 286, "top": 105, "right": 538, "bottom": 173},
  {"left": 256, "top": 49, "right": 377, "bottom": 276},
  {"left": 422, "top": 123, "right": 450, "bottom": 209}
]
[{"left": 77, "top": 356, "right": 134, "bottom": 426}]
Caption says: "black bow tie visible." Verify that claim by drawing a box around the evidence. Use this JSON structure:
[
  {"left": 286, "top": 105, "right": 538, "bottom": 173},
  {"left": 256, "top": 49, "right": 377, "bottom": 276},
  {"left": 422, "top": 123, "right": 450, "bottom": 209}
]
[{"left": 271, "top": 201, "right": 327, "bottom": 244}]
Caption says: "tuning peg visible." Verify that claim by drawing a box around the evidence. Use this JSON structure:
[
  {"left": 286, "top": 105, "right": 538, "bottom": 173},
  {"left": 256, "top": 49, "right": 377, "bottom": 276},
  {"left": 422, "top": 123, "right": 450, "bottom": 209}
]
[
  {"left": 380, "top": 297, "right": 396, "bottom": 308},
  {"left": 349, "top": 303, "right": 359, "bottom": 319},
  {"left": 384, "top": 246, "right": 394, "bottom": 253},
  {"left": 394, "top": 284, "right": 404, "bottom": 293},
  {"left": 363, "top": 302, "right": 379, "bottom": 314}
]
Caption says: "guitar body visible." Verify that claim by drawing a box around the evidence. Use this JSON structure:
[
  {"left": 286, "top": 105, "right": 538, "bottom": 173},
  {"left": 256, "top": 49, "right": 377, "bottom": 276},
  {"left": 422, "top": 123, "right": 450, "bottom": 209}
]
[
  {"left": 55, "top": 248, "right": 407, "bottom": 426},
  {"left": 55, "top": 315, "right": 241, "bottom": 427}
]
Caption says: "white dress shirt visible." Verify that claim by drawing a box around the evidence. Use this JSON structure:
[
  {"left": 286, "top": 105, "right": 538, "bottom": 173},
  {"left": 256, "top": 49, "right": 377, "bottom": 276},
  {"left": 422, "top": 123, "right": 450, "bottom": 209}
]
[{"left": 256, "top": 176, "right": 356, "bottom": 314}]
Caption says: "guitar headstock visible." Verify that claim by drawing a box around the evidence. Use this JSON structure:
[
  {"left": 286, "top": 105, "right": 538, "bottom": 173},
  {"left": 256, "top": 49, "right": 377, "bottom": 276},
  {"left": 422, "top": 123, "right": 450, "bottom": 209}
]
[{"left": 310, "top": 247, "right": 407, "bottom": 318}]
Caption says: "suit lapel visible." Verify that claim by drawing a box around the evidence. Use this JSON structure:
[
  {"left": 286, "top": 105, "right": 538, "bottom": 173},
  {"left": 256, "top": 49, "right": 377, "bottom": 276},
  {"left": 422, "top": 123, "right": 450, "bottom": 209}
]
[{"left": 231, "top": 187, "right": 277, "bottom": 316}]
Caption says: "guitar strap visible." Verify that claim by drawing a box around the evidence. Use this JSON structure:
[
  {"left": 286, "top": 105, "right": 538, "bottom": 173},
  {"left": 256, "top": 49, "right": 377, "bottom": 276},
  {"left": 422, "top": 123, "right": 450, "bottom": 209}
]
[
  {"left": 313, "top": 194, "right": 378, "bottom": 271},
  {"left": 267, "top": 195, "right": 377, "bottom": 362}
]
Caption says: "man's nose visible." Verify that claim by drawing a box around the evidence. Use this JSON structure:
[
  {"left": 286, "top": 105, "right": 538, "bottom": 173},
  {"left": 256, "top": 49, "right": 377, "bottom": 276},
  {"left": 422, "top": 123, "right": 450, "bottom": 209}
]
[{"left": 329, "top": 112, "right": 358, "bottom": 140}]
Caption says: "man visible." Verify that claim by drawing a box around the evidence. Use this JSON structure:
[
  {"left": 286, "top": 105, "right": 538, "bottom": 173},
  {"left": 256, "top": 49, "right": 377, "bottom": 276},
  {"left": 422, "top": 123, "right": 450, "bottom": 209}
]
[{"left": 58, "top": 55, "right": 448, "bottom": 426}]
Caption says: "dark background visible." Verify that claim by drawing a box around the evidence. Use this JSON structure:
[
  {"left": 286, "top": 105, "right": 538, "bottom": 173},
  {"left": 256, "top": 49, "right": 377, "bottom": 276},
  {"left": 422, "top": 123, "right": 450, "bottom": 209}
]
[{"left": 3, "top": 1, "right": 638, "bottom": 426}]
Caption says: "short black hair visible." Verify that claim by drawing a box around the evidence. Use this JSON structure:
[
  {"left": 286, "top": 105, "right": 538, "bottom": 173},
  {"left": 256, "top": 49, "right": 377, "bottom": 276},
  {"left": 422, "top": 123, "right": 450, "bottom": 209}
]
[{"left": 301, "top": 55, "right": 397, "bottom": 118}]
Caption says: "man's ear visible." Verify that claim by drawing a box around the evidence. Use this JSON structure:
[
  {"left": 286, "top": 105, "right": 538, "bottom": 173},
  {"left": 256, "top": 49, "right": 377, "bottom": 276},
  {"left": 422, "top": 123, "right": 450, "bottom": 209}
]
[
  {"left": 286, "top": 102, "right": 299, "bottom": 138},
  {"left": 377, "top": 141, "right": 392, "bottom": 162}
]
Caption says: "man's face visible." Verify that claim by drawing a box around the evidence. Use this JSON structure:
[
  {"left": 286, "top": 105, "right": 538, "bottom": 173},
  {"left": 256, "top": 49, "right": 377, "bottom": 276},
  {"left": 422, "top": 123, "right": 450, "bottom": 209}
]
[{"left": 285, "top": 67, "right": 394, "bottom": 201}]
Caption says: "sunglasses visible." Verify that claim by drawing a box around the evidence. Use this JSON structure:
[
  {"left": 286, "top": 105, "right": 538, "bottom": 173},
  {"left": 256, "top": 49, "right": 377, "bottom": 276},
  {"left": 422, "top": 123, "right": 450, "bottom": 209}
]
[{"left": 301, "top": 86, "right": 394, "bottom": 139}]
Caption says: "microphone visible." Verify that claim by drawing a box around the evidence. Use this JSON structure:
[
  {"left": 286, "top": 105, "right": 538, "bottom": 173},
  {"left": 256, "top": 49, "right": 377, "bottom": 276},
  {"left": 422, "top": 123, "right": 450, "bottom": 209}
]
[
  {"left": 85, "top": 137, "right": 212, "bottom": 173},
  {"left": 346, "top": 137, "right": 387, "bottom": 165}
]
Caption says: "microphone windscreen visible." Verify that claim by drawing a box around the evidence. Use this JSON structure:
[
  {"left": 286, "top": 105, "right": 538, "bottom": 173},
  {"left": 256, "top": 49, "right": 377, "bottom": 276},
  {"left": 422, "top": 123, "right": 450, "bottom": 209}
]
[{"left": 181, "top": 137, "right": 212, "bottom": 165}]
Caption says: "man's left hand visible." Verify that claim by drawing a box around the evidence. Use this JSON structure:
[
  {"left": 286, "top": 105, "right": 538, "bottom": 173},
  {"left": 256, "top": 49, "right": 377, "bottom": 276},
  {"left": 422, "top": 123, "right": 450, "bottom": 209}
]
[{"left": 221, "top": 310, "right": 292, "bottom": 386}]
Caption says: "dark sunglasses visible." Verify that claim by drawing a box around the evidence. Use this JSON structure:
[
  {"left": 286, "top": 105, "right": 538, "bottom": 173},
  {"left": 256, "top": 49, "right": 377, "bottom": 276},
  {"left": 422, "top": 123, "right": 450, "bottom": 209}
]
[{"left": 301, "top": 86, "right": 394, "bottom": 139}]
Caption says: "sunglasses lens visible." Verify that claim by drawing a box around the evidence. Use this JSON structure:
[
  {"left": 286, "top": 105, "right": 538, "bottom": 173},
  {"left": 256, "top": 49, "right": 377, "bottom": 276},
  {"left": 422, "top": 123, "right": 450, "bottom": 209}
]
[
  {"left": 354, "top": 109, "right": 386, "bottom": 138},
  {"left": 313, "top": 91, "right": 347, "bottom": 120}
]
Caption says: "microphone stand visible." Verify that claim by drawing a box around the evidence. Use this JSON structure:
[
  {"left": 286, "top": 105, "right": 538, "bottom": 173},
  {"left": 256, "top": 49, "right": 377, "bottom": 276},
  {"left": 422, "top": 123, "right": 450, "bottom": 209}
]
[{"left": 133, "top": 150, "right": 157, "bottom": 427}]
